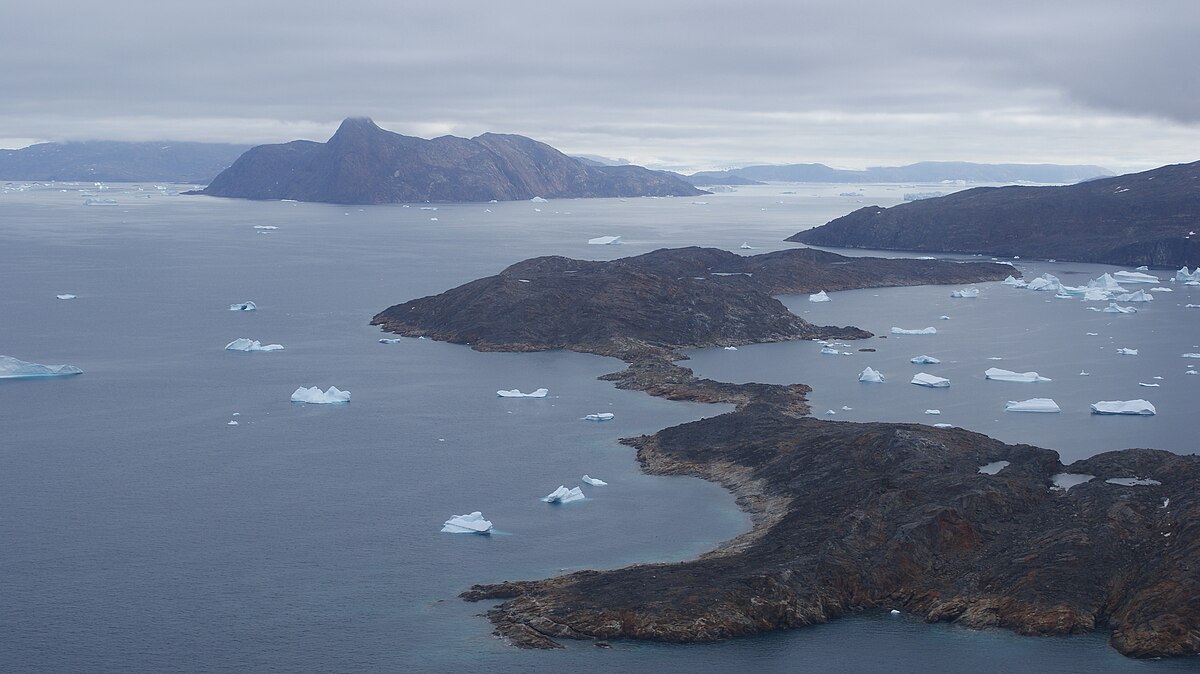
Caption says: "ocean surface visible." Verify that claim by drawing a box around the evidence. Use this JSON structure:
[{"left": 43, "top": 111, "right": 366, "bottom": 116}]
[{"left": 1, "top": 182, "right": 1196, "bottom": 672}]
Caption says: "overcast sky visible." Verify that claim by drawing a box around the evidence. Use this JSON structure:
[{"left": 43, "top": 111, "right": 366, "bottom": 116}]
[{"left": 2, "top": 1, "right": 1197, "bottom": 172}]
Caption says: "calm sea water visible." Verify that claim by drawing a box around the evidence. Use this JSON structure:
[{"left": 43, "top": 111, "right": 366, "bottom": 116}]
[{"left": 1, "top": 182, "right": 1195, "bottom": 672}]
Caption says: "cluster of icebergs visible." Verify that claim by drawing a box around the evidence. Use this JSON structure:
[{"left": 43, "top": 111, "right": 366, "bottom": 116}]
[
  {"left": 445, "top": 474, "right": 608, "bottom": 534},
  {"left": 1002, "top": 268, "right": 1200, "bottom": 312}
]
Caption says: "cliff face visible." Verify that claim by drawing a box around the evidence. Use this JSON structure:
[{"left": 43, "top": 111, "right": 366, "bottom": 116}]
[
  {"left": 201, "top": 118, "right": 705, "bottom": 204},
  {"left": 465, "top": 409, "right": 1200, "bottom": 658},
  {"left": 788, "top": 160, "right": 1200, "bottom": 267}
]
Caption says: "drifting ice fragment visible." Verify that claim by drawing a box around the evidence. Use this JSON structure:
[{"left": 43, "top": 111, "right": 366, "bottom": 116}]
[
  {"left": 932, "top": 423, "right": 953, "bottom": 428},
  {"left": 0, "top": 355, "right": 83, "bottom": 379},
  {"left": 911, "top": 372, "right": 950, "bottom": 388},
  {"left": 978, "top": 461, "right": 1010, "bottom": 474},
  {"left": 253, "top": 225, "right": 277, "bottom": 230},
  {"left": 1175, "top": 267, "right": 1200, "bottom": 282},
  {"left": 739, "top": 242, "right": 753, "bottom": 249},
  {"left": 584, "top": 412, "right": 615, "bottom": 421},
  {"left": 225, "top": 338, "right": 283, "bottom": 352},
  {"left": 1101, "top": 303, "right": 1137, "bottom": 314},
  {"left": 858, "top": 367, "right": 885, "bottom": 383},
  {"left": 1150, "top": 287, "right": 1172, "bottom": 292},
  {"left": 530, "top": 196, "right": 548, "bottom": 203},
  {"left": 229, "top": 301, "right": 257, "bottom": 311},
  {"left": 582, "top": 475, "right": 607, "bottom": 486},
  {"left": 542, "top": 486, "right": 585, "bottom": 503},
  {"left": 820, "top": 346, "right": 840, "bottom": 355},
  {"left": 1001, "top": 276, "right": 1027, "bottom": 287},
  {"left": 227, "top": 420, "right": 238, "bottom": 425},
  {"left": 441, "top": 512, "right": 493, "bottom": 534},
  {"left": 724, "top": 346, "right": 738, "bottom": 351},
  {"left": 939, "top": 315, "right": 950, "bottom": 320},
  {"left": 1116, "top": 348, "right": 1138, "bottom": 356},
  {"left": 1105, "top": 477, "right": 1162, "bottom": 486},
  {"left": 809, "top": 291, "right": 831, "bottom": 302},
  {"left": 890, "top": 609, "right": 901, "bottom": 616},
  {"left": 1081, "top": 288, "right": 1112, "bottom": 301},
  {"left": 1114, "top": 290, "right": 1154, "bottom": 302},
  {"left": 985, "top": 368, "right": 1051, "bottom": 382},
  {"left": 56, "top": 293, "right": 76, "bottom": 300},
  {"left": 910, "top": 355, "right": 941, "bottom": 364},
  {"left": 588, "top": 236, "right": 622, "bottom": 245},
  {"left": 496, "top": 388, "right": 549, "bottom": 398},
  {"left": 1005, "top": 398, "right": 1060, "bottom": 413},
  {"left": 925, "top": 409, "right": 941, "bottom": 415},
  {"left": 950, "top": 287, "right": 979, "bottom": 298},
  {"left": 825, "top": 410, "right": 837, "bottom": 415},
  {"left": 1138, "top": 383, "right": 1160, "bottom": 387},
  {"left": 291, "top": 386, "right": 351, "bottom": 404},
  {"left": 892, "top": 327, "right": 936, "bottom": 335},
  {"left": 1027, "top": 274, "right": 1062, "bottom": 292},
  {"left": 379, "top": 338, "right": 403, "bottom": 344},
  {"left": 1136, "top": 266, "right": 1149, "bottom": 271},
  {"left": 1182, "top": 353, "right": 1200, "bottom": 359},
  {"left": 1090, "top": 400, "right": 1155, "bottom": 415},
  {"left": 1112, "top": 270, "right": 1159, "bottom": 284},
  {"left": 1088, "top": 273, "right": 1126, "bottom": 292}
]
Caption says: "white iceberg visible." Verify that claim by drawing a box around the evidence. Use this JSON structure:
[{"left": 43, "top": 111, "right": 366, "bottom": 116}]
[
  {"left": 1114, "top": 290, "right": 1153, "bottom": 302},
  {"left": 530, "top": 196, "right": 548, "bottom": 203},
  {"left": 1138, "top": 382, "right": 1160, "bottom": 387},
  {"left": 1183, "top": 353, "right": 1200, "bottom": 359},
  {"left": 1027, "top": 274, "right": 1062, "bottom": 292},
  {"left": 1001, "top": 275, "right": 1027, "bottom": 287},
  {"left": 584, "top": 412, "right": 615, "bottom": 421},
  {"left": 1113, "top": 270, "right": 1159, "bottom": 284},
  {"left": 924, "top": 409, "right": 941, "bottom": 415},
  {"left": 1150, "top": 287, "right": 1172, "bottom": 292},
  {"left": 542, "top": 485, "right": 585, "bottom": 503},
  {"left": 1105, "top": 477, "right": 1162, "bottom": 486},
  {"left": 858, "top": 367, "right": 885, "bottom": 383},
  {"left": 582, "top": 475, "right": 607, "bottom": 486},
  {"left": 724, "top": 346, "right": 738, "bottom": 351},
  {"left": 0, "top": 355, "right": 83, "bottom": 379},
  {"left": 228, "top": 301, "right": 257, "bottom": 311},
  {"left": 56, "top": 293, "right": 76, "bottom": 300},
  {"left": 291, "top": 386, "right": 351, "bottom": 404},
  {"left": 910, "top": 355, "right": 941, "bottom": 364},
  {"left": 1088, "top": 273, "right": 1127, "bottom": 292},
  {"left": 1116, "top": 348, "right": 1138, "bottom": 356},
  {"left": 739, "top": 242, "right": 754, "bottom": 250},
  {"left": 379, "top": 338, "right": 403, "bottom": 344},
  {"left": 1090, "top": 399, "right": 1155, "bottom": 415},
  {"left": 809, "top": 291, "right": 831, "bottom": 303},
  {"left": 932, "top": 423, "right": 953, "bottom": 428},
  {"left": 950, "top": 287, "right": 979, "bottom": 298},
  {"left": 978, "top": 461, "right": 1010, "bottom": 475},
  {"left": 1101, "top": 303, "right": 1137, "bottom": 314},
  {"left": 820, "top": 346, "right": 840, "bottom": 355},
  {"left": 588, "top": 236, "right": 622, "bottom": 245},
  {"left": 225, "top": 338, "right": 283, "bottom": 352},
  {"left": 911, "top": 372, "right": 950, "bottom": 388},
  {"left": 1081, "top": 288, "right": 1112, "bottom": 301},
  {"left": 496, "top": 388, "right": 549, "bottom": 398},
  {"left": 441, "top": 511, "right": 493, "bottom": 534},
  {"left": 892, "top": 327, "right": 936, "bottom": 335},
  {"left": 1175, "top": 266, "right": 1200, "bottom": 282},
  {"left": 1005, "top": 398, "right": 1061, "bottom": 413},
  {"left": 253, "top": 225, "right": 277, "bottom": 230},
  {"left": 985, "top": 368, "right": 1051, "bottom": 383}
]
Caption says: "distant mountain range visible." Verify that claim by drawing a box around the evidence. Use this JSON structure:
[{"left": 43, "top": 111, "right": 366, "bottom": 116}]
[
  {"left": 788, "top": 160, "right": 1200, "bottom": 267},
  {"left": 200, "top": 118, "right": 704, "bottom": 204},
  {"left": 687, "top": 161, "right": 1113, "bottom": 185},
  {"left": 0, "top": 141, "right": 250, "bottom": 183}
]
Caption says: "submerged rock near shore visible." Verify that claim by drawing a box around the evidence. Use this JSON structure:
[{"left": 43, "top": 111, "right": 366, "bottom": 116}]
[{"left": 464, "top": 409, "right": 1200, "bottom": 658}]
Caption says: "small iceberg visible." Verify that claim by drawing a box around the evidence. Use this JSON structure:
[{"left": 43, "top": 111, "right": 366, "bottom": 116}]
[
  {"left": 1027, "top": 274, "right": 1062, "bottom": 292},
  {"left": 1081, "top": 288, "right": 1112, "bottom": 301},
  {"left": 1052, "top": 473, "right": 1094, "bottom": 490},
  {"left": 739, "top": 242, "right": 753, "bottom": 250},
  {"left": 225, "top": 338, "right": 283, "bottom": 352},
  {"left": 1150, "top": 287, "right": 1172, "bottom": 292},
  {"left": 924, "top": 409, "right": 941, "bottom": 415},
  {"left": 530, "top": 196, "right": 548, "bottom": 203},
  {"left": 56, "top": 293, "right": 76, "bottom": 300},
  {"left": 1090, "top": 400, "right": 1155, "bottom": 415},
  {"left": 496, "top": 388, "right": 549, "bottom": 398},
  {"left": 978, "top": 460, "right": 1010, "bottom": 475},
  {"left": 1181, "top": 353, "right": 1200, "bottom": 359},
  {"left": 1105, "top": 477, "right": 1162, "bottom": 486},
  {"left": 1101, "top": 303, "right": 1137, "bottom": 314},
  {"left": 1175, "top": 266, "right": 1200, "bottom": 282},
  {"left": 441, "top": 512, "right": 493, "bottom": 534},
  {"left": 809, "top": 290, "right": 831, "bottom": 303},
  {"left": 253, "top": 225, "right": 277, "bottom": 230},
  {"left": 950, "top": 287, "right": 979, "bottom": 298},
  {"left": 1005, "top": 398, "right": 1061, "bottom": 413},
  {"left": 582, "top": 475, "right": 607, "bottom": 486},
  {"left": 1116, "top": 348, "right": 1138, "bottom": 356},
  {"left": 820, "top": 346, "right": 840, "bottom": 355},
  {"left": 588, "top": 235, "right": 622, "bottom": 245},
  {"left": 724, "top": 346, "right": 738, "bottom": 351},
  {"left": 858, "top": 367, "right": 885, "bottom": 383},
  {"left": 584, "top": 412, "right": 615, "bottom": 421},
  {"left": 227, "top": 420, "right": 238, "bottom": 426},
  {"left": 985, "top": 368, "right": 1051, "bottom": 383},
  {"left": 379, "top": 338, "right": 403, "bottom": 344},
  {"left": 910, "top": 355, "right": 941, "bottom": 364},
  {"left": 1112, "top": 270, "right": 1159, "bottom": 284},
  {"left": 1001, "top": 275, "right": 1027, "bottom": 287},
  {"left": 932, "top": 423, "right": 953, "bottom": 428},
  {"left": 1114, "top": 290, "right": 1153, "bottom": 302},
  {"left": 291, "top": 386, "right": 351, "bottom": 404},
  {"left": 542, "top": 485, "right": 585, "bottom": 504},
  {"left": 228, "top": 301, "right": 257, "bottom": 311},
  {"left": 892, "top": 327, "right": 936, "bottom": 335},
  {"left": 1088, "top": 273, "right": 1127, "bottom": 292},
  {"left": 0, "top": 355, "right": 83, "bottom": 379},
  {"left": 1138, "top": 382, "right": 1160, "bottom": 387},
  {"left": 911, "top": 372, "right": 950, "bottom": 388}
]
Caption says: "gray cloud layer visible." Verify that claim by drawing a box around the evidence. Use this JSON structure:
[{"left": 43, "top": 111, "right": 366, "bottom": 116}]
[{"left": 2, "top": 0, "right": 1197, "bottom": 171}]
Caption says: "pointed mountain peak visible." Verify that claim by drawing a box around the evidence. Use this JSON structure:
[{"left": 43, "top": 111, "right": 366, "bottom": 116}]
[{"left": 332, "top": 117, "right": 382, "bottom": 138}]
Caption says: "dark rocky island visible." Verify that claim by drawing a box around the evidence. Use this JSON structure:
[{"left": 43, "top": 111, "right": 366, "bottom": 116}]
[
  {"left": 0, "top": 141, "right": 250, "bottom": 183},
  {"left": 200, "top": 118, "right": 705, "bottom": 204},
  {"left": 788, "top": 160, "right": 1200, "bottom": 267}
]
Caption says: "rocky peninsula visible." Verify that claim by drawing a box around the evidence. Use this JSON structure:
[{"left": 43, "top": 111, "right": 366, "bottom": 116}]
[{"left": 788, "top": 160, "right": 1200, "bottom": 267}]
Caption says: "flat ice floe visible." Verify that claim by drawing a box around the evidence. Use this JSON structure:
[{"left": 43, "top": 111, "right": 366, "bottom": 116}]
[
  {"left": 582, "top": 475, "right": 607, "bottom": 486},
  {"left": 1106, "top": 477, "right": 1163, "bottom": 486},
  {"left": 229, "top": 301, "right": 257, "bottom": 311},
  {"left": 950, "top": 287, "right": 979, "bottom": 298},
  {"left": 858, "top": 367, "right": 885, "bottom": 383},
  {"left": 892, "top": 327, "right": 936, "bottom": 335},
  {"left": 809, "top": 290, "right": 831, "bottom": 302},
  {"left": 542, "top": 485, "right": 585, "bottom": 503},
  {"left": 0, "top": 355, "right": 83, "bottom": 379},
  {"left": 379, "top": 338, "right": 403, "bottom": 344},
  {"left": 584, "top": 412, "right": 615, "bottom": 421},
  {"left": 1090, "top": 399, "right": 1155, "bottom": 415},
  {"left": 820, "top": 346, "right": 840, "bottom": 355},
  {"left": 978, "top": 460, "right": 1010, "bottom": 474},
  {"left": 1005, "top": 398, "right": 1061, "bottom": 413},
  {"left": 1100, "top": 303, "right": 1137, "bottom": 314},
  {"left": 924, "top": 409, "right": 941, "bottom": 415},
  {"left": 1182, "top": 353, "right": 1200, "bottom": 359},
  {"left": 225, "top": 338, "right": 283, "bottom": 352},
  {"left": 911, "top": 372, "right": 950, "bottom": 388},
  {"left": 56, "top": 293, "right": 76, "bottom": 300},
  {"left": 910, "top": 355, "right": 941, "bottom": 364},
  {"left": 932, "top": 423, "right": 953, "bottom": 428},
  {"left": 1116, "top": 348, "right": 1138, "bottom": 356},
  {"left": 496, "top": 388, "right": 549, "bottom": 397},
  {"left": 1052, "top": 473, "right": 1095, "bottom": 490},
  {"left": 291, "top": 386, "right": 351, "bottom": 404},
  {"left": 1113, "top": 270, "right": 1159, "bottom": 284},
  {"left": 985, "top": 368, "right": 1051, "bottom": 383},
  {"left": 441, "top": 512, "right": 493, "bottom": 534},
  {"left": 587, "top": 235, "right": 622, "bottom": 245}
]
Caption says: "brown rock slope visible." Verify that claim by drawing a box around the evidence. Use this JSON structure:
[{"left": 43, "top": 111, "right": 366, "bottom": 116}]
[{"left": 464, "top": 409, "right": 1200, "bottom": 658}]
